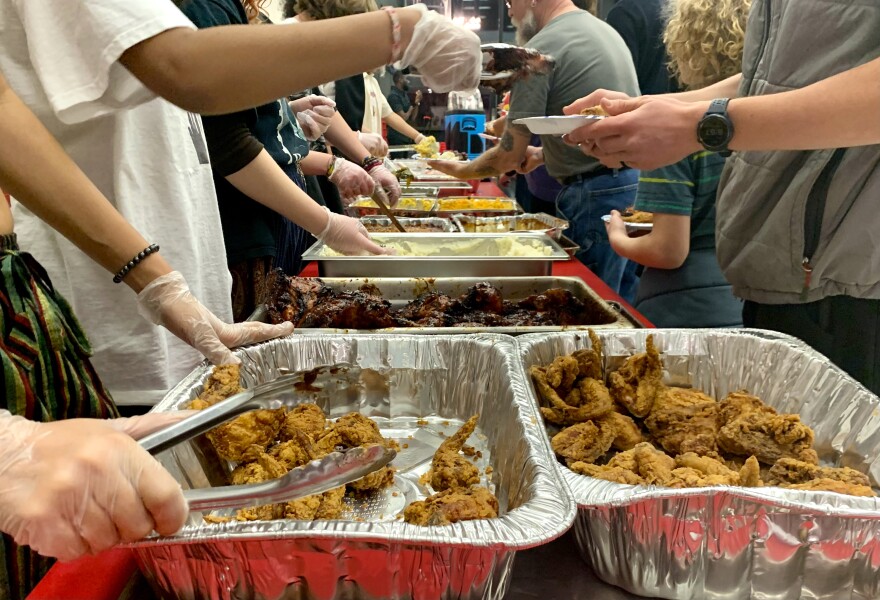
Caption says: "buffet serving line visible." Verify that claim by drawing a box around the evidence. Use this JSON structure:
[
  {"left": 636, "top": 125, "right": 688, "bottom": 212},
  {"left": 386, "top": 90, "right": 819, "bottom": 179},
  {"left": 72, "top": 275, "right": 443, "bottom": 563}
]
[{"left": 29, "top": 162, "right": 880, "bottom": 600}]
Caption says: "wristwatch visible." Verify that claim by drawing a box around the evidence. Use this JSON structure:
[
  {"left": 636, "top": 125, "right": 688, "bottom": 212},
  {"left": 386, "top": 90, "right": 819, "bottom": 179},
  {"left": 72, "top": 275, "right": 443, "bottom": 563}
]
[{"left": 696, "top": 98, "right": 735, "bottom": 157}]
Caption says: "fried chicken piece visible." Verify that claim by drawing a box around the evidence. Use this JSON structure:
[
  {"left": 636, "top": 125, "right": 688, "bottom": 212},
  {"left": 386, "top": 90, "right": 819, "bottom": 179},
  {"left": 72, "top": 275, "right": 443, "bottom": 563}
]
[
  {"left": 551, "top": 417, "right": 616, "bottom": 465},
  {"left": 281, "top": 403, "right": 326, "bottom": 440},
  {"left": 579, "top": 105, "right": 609, "bottom": 117},
  {"left": 675, "top": 452, "right": 740, "bottom": 484},
  {"left": 717, "top": 390, "right": 772, "bottom": 425},
  {"left": 236, "top": 504, "right": 285, "bottom": 521},
  {"left": 315, "top": 413, "right": 399, "bottom": 493},
  {"left": 269, "top": 437, "right": 315, "bottom": 470},
  {"left": 609, "top": 334, "right": 663, "bottom": 418},
  {"left": 229, "top": 447, "right": 288, "bottom": 485},
  {"left": 632, "top": 442, "right": 676, "bottom": 485},
  {"left": 620, "top": 209, "right": 654, "bottom": 224},
  {"left": 430, "top": 415, "right": 481, "bottom": 492},
  {"left": 569, "top": 462, "right": 645, "bottom": 485},
  {"left": 331, "top": 412, "right": 387, "bottom": 446},
  {"left": 768, "top": 458, "right": 871, "bottom": 487},
  {"left": 190, "top": 364, "right": 243, "bottom": 408},
  {"left": 403, "top": 486, "right": 499, "bottom": 526},
  {"left": 644, "top": 387, "right": 718, "bottom": 455},
  {"left": 718, "top": 409, "right": 818, "bottom": 465},
  {"left": 666, "top": 468, "right": 737, "bottom": 489},
  {"left": 739, "top": 456, "right": 763, "bottom": 487},
  {"left": 782, "top": 478, "right": 875, "bottom": 497},
  {"left": 206, "top": 408, "right": 287, "bottom": 462},
  {"left": 572, "top": 330, "right": 603, "bottom": 380},
  {"left": 545, "top": 356, "right": 580, "bottom": 396},
  {"left": 349, "top": 466, "right": 396, "bottom": 494},
  {"left": 283, "top": 495, "right": 323, "bottom": 520},
  {"left": 533, "top": 366, "right": 613, "bottom": 426},
  {"left": 315, "top": 486, "right": 346, "bottom": 519},
  {"left": 604, "top": 411, "right": 646, "bottom": 451}
]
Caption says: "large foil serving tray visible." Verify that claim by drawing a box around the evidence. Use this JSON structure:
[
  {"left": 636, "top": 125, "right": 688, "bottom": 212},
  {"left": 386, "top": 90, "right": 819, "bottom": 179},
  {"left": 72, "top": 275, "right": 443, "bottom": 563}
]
[
  {"left": 250, "top": 276, "right": 639, "bottom": 334},
  {"left": 517, "top": 329, "right": 880, "bottom": 600},
  {"left": 133, "top": 334, "right": 575, "bottom": 600},
  {"left": 301, "top": 232, "right": 570, "bottom": 278}
]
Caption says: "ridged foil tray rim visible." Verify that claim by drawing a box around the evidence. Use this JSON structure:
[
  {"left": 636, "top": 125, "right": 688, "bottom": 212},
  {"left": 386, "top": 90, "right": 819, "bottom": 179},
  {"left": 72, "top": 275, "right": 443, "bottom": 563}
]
[
  {"left": 516, "top": 328, "right": 880, "bottom": 517},
  {"left": 134, "top": 333, "right": 576, "bottom": 550}
]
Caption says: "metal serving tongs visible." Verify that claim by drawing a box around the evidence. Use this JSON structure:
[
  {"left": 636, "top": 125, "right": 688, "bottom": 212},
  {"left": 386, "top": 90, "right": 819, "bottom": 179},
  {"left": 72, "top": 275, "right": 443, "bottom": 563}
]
[
  {"left": 370, "top": 185, "right": 406, "bottom": 233},
  {"left": 138, "top": 377, "right": 397, "bottom": 512}
]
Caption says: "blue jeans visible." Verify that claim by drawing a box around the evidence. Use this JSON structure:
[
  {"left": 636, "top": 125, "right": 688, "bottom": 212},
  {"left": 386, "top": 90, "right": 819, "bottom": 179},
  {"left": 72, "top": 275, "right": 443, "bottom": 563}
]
[{"left": 555, "top": 169, "right": 640, "bottom": 300}]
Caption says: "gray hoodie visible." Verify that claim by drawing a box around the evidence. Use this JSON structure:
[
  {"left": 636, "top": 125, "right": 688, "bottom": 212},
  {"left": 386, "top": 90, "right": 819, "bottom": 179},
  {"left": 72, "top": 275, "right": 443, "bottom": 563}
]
[{"left": 716, "top": 0, "right": 880, "bottom": 304}]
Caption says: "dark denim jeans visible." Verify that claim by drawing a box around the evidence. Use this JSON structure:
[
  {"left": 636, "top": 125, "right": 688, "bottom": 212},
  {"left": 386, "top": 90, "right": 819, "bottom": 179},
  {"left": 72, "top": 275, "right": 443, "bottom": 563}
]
[{"left": 555, "top": 169, "right": 640, "bottom": 300}]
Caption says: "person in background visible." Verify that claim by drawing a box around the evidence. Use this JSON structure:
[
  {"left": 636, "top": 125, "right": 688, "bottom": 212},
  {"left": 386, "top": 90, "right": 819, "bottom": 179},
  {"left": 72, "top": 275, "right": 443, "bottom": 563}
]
[
  {"left": 606, "top": 0, "right": 680, "bottom": 96},
  {"left": 2, "top": 0, "right": 478, "bottom": 415},
  {"left": 387, "top": 70, "right": 423, "bottom": 148},
  {"left": 566, "top": 0, "right": 880, "bottom": 391},
  {"left": 605, "top": 0, "right": 749, "bottom": 328},
  {"left": 0, "top": 68, "right": 291, "bottom": 600},
  {"left": 427, "top": 0, "right": 641, "bottom": 300}
]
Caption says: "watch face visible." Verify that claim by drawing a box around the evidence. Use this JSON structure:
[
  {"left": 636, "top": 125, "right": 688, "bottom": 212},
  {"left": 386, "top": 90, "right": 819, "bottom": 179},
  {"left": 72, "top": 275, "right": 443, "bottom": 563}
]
[{"left": 698, "top": 114, "right": 730, "bottom": 149}]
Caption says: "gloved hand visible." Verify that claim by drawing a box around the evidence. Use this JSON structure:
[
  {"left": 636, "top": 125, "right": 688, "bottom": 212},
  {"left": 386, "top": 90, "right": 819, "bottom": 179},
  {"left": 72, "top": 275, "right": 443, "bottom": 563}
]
[
  {"left": 107, "top": 410, "right": 197, "bottom": 440},
  {"left": 317, "top": 207, "right": 389, "bottom": 255},
  {"left": 367, "top": 164, "right": 402, "bottom": 207},
  {"left": 0, "top": 412, "right": 188, "bottom": 561},
  {"left": 328, "top": 157, "right": 375, "bottom": 204},
  {"left": 290, "top": 96, "right": 336, "bottom": 141},
  {"left": 414, "top": 133, "right": 425, "bottom": 144},
  {"left": 137, "top": 271, "right": 294, "bottom": 365},
  {"left": 357, "top": 131, "right": 389, "bottom": 157},
  {"left": 400, "top": 4, "right": 481, "bottom": 92}
]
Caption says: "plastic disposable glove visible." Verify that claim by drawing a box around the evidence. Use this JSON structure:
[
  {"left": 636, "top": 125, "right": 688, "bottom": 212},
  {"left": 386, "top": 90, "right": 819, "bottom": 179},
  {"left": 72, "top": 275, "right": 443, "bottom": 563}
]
[
  {"left": 0, "top": 411, "right": 188, "bottom": 561},
  {"left": 357, "top": 131, "right": 389, "bottom": 157},
  {"left": 290, "top": 96, "right": 336, "bottom": 141},
  {"left": 137, "top": 271, "right": 294, "bottom": 365},
  {"left": 401, "top": 4, "right": 481, "bottom": 92},
  {"left": 414, "top": 133, "right": 425, "bottom": 144},
  {"left": 368, "top": 164, "right": 402, "bottom": 207},
  {"left": 328, "top": 157, "right": 375, "bottom": 204},
  {"left": 317, "top": 207, "right": 390, "bottom": 255}
]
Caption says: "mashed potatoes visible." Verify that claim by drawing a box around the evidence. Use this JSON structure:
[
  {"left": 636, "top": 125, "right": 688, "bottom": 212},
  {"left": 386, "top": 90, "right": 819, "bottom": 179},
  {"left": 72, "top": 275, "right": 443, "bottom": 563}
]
[{"left": 319, "top": 237, "right": 554, "bottom": 257}]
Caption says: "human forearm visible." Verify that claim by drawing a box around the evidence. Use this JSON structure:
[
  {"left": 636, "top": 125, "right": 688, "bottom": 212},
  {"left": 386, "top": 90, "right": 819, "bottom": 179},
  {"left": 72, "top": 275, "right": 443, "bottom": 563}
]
[
  {"left": 672, "top": 74, "right": 743, "bottom": 103},
  {"left": 607, "top": 214, "right": 690, "bottom": 269},
  {"left": 225, "top": 151, "right": 328, "bottom": 235},
  {"left": 0, "top": 77, "right": 171, "bottom": 292},
  {"left": 384, "top": 112, "right": 422, "bottom": 142},
  {"left": 324, "top": 113, "right": 370, "bottom": 163},
  {"left": 121, "top": 11, "right": 419, "bottom": 115},
  {"left": 299, "top": 152, "right": 335, "bottom": 178},
  {"left": 728, "top": 58, "right": 880, "bottom": 151}
]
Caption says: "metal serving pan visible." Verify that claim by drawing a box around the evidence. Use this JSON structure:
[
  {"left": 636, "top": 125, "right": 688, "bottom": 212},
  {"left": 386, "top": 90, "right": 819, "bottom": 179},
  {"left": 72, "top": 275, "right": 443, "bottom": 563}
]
[
  {"left": 359, "top": 216, "right": 458, "bottom": 233},
  {"left": 132, "top": 334, "right": 575, "bottom": 600},
  {"left": 345, "top": 197, "right": 437, "bottom": 218},
  {"left": 301, "top": 232, "right": 570, "bottom": 278},
  {"left": 398, "top": 185, "right": 440, "bottom": 198},
  {"left": 517, "top": 329, "right": 880, "bottom": 600},
  {"left": 453, "top": 212, "right": 569, "bottom": 240},
  {"left": 434, "top": 197, "right": 522, "bottom": 217},
  {"left": 249, "top": 276, "right": 639, "bottom": 334}
]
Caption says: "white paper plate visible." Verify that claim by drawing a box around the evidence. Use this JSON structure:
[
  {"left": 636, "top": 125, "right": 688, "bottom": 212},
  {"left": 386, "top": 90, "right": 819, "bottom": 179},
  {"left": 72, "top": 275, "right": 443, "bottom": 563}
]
[
  {"left": 601, "top": 214, "right": 653, "bottom": 233},
  {"left": 513, "top": 115, "right": 604, "bottom": 135}
]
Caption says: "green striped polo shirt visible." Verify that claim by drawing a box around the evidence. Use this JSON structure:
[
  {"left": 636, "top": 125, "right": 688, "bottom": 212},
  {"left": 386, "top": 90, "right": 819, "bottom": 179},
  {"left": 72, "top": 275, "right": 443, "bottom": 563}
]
[{"left": 634, "top": 151, "right": 727, "bottom": 252}]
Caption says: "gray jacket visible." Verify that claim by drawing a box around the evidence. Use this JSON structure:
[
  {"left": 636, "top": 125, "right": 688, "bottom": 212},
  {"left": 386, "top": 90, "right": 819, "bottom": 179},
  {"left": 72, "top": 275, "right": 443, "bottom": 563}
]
[{"left": 716, "top": 0, "right": 880, "bottom": 304}]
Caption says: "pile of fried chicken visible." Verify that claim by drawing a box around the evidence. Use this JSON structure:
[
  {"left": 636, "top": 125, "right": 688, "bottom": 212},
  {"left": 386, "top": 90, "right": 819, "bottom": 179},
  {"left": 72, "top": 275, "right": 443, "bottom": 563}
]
[
  {"left": 266, "top": 275, "right": 615, "bottom": 329},
  {"left": 530, "top": 332, "right": 875, "bottom": 497},
  {"left": 403, "top": 415, "right": 500, "bottom": 526},
  {"left": 190, "top": 364, "right": 399, "bottom": 523}
]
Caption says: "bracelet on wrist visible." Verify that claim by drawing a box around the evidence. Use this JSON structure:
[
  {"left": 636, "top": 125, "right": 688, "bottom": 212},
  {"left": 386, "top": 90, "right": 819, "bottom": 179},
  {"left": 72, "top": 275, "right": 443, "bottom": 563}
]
[
  {"left": 382, "top": 7, "right": 402, "bottom": 64},
  {"left": 361, "top": 156, "right": 384, "bottom": 172},
  {"left": 113, "top": 243, "right": 160, "bottom": 284},
  {"left": 326, "top": 156, "right": 338, "bottom": 178}
]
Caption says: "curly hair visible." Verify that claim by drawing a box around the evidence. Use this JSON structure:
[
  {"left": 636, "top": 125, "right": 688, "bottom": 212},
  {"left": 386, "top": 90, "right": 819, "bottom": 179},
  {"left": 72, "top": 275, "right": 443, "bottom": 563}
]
[
  {"left": 663, "top": 0, "right": 752, "bottom": 90},
  {"left": 294, "top": 0, "right": 378, "bottom": 20},
  {"left": 241, "top": 0, "right": 269, "bottom": 22}
]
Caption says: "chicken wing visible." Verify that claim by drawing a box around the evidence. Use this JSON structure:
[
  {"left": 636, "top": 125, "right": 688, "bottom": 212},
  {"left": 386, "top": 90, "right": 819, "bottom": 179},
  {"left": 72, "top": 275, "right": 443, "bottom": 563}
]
[
  {"left": 190, "top": 364, "right": 243, "bottom": 408},
  {"left": 545, "top": 355, "right": 580, "bottom": 396},
  {"left": 551, "top": 417, "right": 616, "bottom": 465},
  {"left": 631, "top": 442, "right": 676, "bottom": 485},
  {"left": 207, "top": 408, "right": 287, "bottom": 462},
  {"left": 718, "top": 409, "right": 818, "bottom": 465},
  {"left": 782, "top": 478, "right": 875, "bottom": 497},
  {"left": 571, "top": 330, "right": 604, "bottom": 380},
  {"left": 609, "top": 334, "right": 663, "bottom": 418},
  {"left": 229, "top": 446, "right": 288, "bottom": 485},
  {"left": 738, "top": 456, "right": 763, "bottom": 487},
  {"left": 430, "top": 415, "right": 481, "bottom": 492},
  {"left": 402, "top": 486, "right": 499, "bottom": 526},
  {"left": 768, "top": 458, "right": 871, "bottom": 487},
  {"left": 604, "top": 411, "right": 646, "bottom": 451},
  {"left": 533, "top": 367, "right": 613, "bottom": 426},
  {"left": 281, "top": 403, "right": 327, "bottom": 440},
  {"left": 315, "top": 412, "right": 399, "bottom": 493},
  {"left": 645, "top": 387, "right": 718, "bottom": 455},
  {"left": 568, "top": 462, "right": 645, "bottom": 485},
  {"left": 674, "top": 452, "right": 740, "bottom": 484}
]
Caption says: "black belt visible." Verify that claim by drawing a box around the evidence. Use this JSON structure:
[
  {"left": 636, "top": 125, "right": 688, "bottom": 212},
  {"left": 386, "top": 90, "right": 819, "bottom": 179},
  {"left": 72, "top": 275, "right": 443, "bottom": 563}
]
[{"left": 562, "top": 166, "right": 630, "bottom": 186}]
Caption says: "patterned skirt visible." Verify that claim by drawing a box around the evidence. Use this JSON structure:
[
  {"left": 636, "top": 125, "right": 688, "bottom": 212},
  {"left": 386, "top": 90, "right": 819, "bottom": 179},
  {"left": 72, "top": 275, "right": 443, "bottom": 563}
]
[{"left": 0, "top": 233, "right": 117, "bottom": 599}]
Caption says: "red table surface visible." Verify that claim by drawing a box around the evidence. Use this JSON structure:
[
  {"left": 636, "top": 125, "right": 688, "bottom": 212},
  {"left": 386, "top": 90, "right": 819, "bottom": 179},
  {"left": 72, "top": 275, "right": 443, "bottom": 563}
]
[{"left": 30, "top": 190, "right": 650, "bottom": 599}]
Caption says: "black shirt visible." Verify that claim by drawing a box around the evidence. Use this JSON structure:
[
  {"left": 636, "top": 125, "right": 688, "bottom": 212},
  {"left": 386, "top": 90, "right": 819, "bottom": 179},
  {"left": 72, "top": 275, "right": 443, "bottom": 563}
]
[
  {"left": 606, "top": 0, "right": 679, "bottom": 95},
  {"left": 386, "top": 87, "right": 413, "bottom": 146}
]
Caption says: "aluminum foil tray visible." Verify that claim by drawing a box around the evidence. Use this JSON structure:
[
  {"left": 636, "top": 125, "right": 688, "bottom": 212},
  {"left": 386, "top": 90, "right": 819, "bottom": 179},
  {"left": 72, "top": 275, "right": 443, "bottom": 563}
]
[
  {"left": 133, "top": 334, "right": 575, "bottom": 600},
  {"left": 345, "top": 197, "right": 437, "bottom": 218},
  {"left": 434, "top": 197, "right": 522, "bottom": 217},
  {"left": 398, "top": 185, "right": 440, "bottom": 198},
  {"left": 301, "top": 232, "right": 570, "bottom": 278},
  {"left": 453, "top": 213, "right": 569, "bottom": 240},
  {"left": 359, "top": 216, "right": 458, "bottom": 233},
  {"left": 517, "top": 329, "right": 880, "bottom": 600},
  {"left": 250, "top": 276, "right": 638, "bottom": 334}
]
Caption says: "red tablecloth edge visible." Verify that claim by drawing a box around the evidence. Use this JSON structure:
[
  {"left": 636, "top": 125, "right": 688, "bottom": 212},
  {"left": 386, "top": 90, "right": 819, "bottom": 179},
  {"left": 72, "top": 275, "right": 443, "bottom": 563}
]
[{"left": 28, "top": 548, "right": 137, "bottom": 600}]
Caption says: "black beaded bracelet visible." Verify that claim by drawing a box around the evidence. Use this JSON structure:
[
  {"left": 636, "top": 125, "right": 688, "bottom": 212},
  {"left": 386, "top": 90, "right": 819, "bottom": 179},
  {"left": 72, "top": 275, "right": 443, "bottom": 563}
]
[{"left": 113, "top": 243, "right": 160, "bottom": 283}]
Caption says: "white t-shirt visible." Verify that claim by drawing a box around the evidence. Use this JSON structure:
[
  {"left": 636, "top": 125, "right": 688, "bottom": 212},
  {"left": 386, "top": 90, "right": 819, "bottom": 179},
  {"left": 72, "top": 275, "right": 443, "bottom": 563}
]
[
  {"left": 321, "top": 73, "right": 393, "bottom": 134},
  {"left": 0, "top": 0, "right": 233, "bottom": 406}
]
